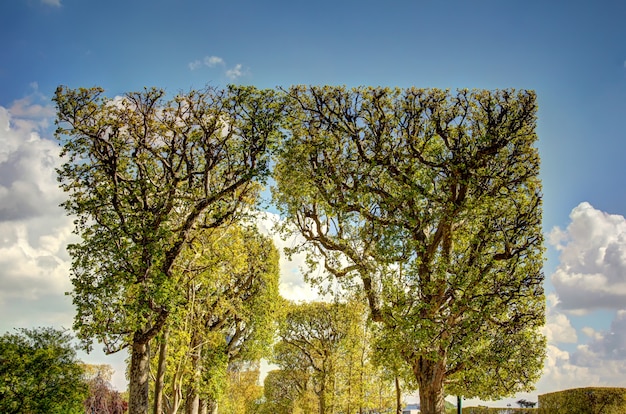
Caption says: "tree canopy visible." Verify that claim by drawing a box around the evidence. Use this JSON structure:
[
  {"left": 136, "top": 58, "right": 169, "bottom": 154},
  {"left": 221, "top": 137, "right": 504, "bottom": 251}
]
[
  {"left": 54, "top": 84, "right": 282, "bottom": 414},
  {"left": 273, "top": 86, "right": 545, "bottom": 414},
  {"left": 0, "top": 327, "right": 88, "bottom": 414}
]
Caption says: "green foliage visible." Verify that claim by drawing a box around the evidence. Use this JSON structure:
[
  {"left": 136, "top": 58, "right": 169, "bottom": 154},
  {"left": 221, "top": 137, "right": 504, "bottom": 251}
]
[
  {"left": 273, "top": 86, "right": 545, "bottom": 413},
  {"left": 54, "top": 85, "right": 281, "bottom": 354},
  {"left": 218, "top": 361, "right": 264, "bottom": 414},
  {"left": 538, "top": 387, "right": 626, "bottom": 414},
  {"left": 150, "top": 223, "right": 282, "bottom": 411},
  {"left": 272, "top": 300, "right": 397, "bottom": 414},
  {"left": 0, "top": 327, "right": 88, "bottom": 414},
  {"left": 54, "top": 84, "right": 282, "bottom": 413}
]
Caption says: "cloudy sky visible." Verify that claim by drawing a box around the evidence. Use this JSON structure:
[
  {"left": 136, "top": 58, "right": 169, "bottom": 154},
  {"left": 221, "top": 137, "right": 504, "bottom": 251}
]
[{"left": 2, "top": 0, "right": 626, "bottom": 407}]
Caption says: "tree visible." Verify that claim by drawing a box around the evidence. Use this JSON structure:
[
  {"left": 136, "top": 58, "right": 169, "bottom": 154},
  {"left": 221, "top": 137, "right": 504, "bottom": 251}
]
[
  {"left": 272, "top": 300, "right": 396, "bottom": 414},
  {"left": 54, "top": 85, "right": 281, "bottom": 414},
  {"left": 273, "top": 301, "right": 349, "bottom": 414},
  {"left": 515, "top": 399, "right": 536, "bottom": 408},
  {"left": 262, "top": 369, "right": 310, "bottom": 414},
  {"left": 150, "top": 223, "right": 281, "bottom": 414},
  {"left": 218, "top": 361, "right": 264, "bottom": 414},
  {"left": 273, "top": 86, "right": 545, "bottom": 414},
  {"left": 84, "top": 364, "right": 128, "bottom": 414},
  {"left": 0, "top": 327, "right": 88, "bottom": 414}
]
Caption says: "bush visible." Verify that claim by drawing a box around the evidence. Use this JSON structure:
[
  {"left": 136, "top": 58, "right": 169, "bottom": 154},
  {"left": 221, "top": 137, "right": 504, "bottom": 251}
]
[
  {"left": 538, "top": 387, "right": 626, "bottom": 414},
  {"left": 462, "top": 407, "right": 536, "bottom": 413}
]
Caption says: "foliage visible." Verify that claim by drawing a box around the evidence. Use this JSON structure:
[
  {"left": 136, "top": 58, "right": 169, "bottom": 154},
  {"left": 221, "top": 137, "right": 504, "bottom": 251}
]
[
  {"left": 54, "top": 84, "right": 281, "bottom": 413},
  {"left": 538, "top": 387, "right": 626, "bottom": 414},
  {"left": 516, "top": 399, "right": 536, "bottom": 408},
  {"left": 272, "top": 300, "right": 396, "bottom": 414},
  {"left": 273, "top": 86, "right": 545, "bottom": 414},
  {"left": 150, "top": 223, "right": 282, "bottom": 412},
  {"left": 84, "top": 364, "right": 128, "bottom": 413},
  {"left": 218, "top": 361, "right": 264, "bottom": 414},
  {"left": 0, "top": 327, "right": 88, "bottom": 414}
]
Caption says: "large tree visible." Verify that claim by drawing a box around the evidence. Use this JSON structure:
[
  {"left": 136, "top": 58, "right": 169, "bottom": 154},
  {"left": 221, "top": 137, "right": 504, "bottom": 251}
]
[
  {"left": 54, "top": 85, "right": 281, "bottom": 414},
  {"left": 273, "top": 86, "right": 545, "bottom": 414},
  {"left": 0, "top": 327, "right": 88, "bottom": 414}
]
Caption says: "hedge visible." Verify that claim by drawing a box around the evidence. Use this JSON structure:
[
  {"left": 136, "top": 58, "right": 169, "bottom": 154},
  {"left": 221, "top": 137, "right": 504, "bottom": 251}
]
[
  {"left": 538, "top": 387, "right": 626, "bottom": 414},
  {"left": 462, "top": 408, "right": 536, "bottom": 413}
]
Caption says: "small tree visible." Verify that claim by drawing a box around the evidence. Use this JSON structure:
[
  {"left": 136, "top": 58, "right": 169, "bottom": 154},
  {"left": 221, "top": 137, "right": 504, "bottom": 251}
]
[
  {"left": 516, "top": 399, "right": 536, "bottom": 408},
  {"left": 84, "top": 364, "right": 128, "bottom": 414},
  {"left": 0, "top": 327, "right": 88, "bottom": 414}
]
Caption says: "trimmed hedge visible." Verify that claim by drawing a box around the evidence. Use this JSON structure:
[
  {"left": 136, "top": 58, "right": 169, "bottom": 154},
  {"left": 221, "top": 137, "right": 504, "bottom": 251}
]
[
  {"left": 462, "top": 408, "right": 536, "bottom": 413},
  {"left": 538, "top": 387, "right": 626, "bottom": 414}
]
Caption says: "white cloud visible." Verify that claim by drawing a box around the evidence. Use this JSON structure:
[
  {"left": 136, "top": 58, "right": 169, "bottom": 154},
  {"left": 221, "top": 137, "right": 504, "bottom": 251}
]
[
  {"left": 576, "top": 310, "right": 626, "bottom": 361},
  {"left": 41, "top": 0, "right": 62, "bottom": 7},
  {"left": 254, "top": 211, "right": 319, "bottom": 302},
  {"left": 550, "top": 202, "right": 626, "bottom": 312},
  {"left": 188, "top": 56, "right": 248, "bottom": 80},
  {"left": 0, "top": 96, "right": 78, "bottom": 333},
  {"left": 542, "top": 294, "right": 577, "bottom": 344},
  {"left": 189, "top": 55, "right": 225, "bottom": 71},
  {"left": 226, "top": 63, "right": 244, "bottom": 80},
  {"left": 204, "top": 55, "right": 224, "bottom": 67}
]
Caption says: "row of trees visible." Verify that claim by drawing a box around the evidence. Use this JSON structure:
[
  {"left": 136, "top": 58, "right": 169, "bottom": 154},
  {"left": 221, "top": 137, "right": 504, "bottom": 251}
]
[{"left": 53, "top": 85, "right": 546, "bottom": 414}]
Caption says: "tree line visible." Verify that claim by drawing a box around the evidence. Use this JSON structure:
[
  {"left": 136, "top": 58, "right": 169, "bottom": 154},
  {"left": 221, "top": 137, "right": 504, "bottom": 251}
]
[{"left": 48, "top": 85, "right": 545, "bottom": 414}]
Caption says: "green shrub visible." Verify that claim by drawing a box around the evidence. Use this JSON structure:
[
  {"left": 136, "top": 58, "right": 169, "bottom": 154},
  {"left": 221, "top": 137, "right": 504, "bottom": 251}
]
[
  {"left": 538, "top": 387, "right": 626, "bottom": 414},
  {"left": 462, "top": 407, "right": 536, "bottom": 413}
]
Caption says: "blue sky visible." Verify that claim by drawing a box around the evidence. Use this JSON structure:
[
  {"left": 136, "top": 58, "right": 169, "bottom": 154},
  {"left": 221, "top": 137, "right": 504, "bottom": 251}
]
[{"left": 1, "top": 0, "right": 626, "bottom": 407}]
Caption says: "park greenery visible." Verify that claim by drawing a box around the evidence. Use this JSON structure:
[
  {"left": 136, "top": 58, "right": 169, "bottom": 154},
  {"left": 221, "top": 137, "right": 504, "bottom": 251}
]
[{"left": 9, "top": 85, "right": 547, "bottom": 414}]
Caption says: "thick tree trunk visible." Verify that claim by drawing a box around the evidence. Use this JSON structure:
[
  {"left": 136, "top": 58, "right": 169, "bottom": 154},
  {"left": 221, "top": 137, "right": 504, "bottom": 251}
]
[
  {"left": 185, "top": 393, "right": 199, "bottom": 414},
  {"left": 154, "top": 328, "right": 169, "bottom": 414},
  {"left": 129, "top": 339, "right": 151, "bottom": 414},
  {"left": 414, "top": 356, "right": 446, "bottom": 414}
]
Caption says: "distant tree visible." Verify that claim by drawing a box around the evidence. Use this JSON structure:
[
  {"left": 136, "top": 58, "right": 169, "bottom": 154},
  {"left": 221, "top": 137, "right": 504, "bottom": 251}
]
[
  {"left": 218, "top": 361, "right": 264, "bottom": 414},
  {"left": 262, "top": 369, "right": 309, "bottom": 414},
  {"left": 515, "top": 399, "right": 536, "bottom": 408},
  {"left": 84, "top": 364, "right": 128, "bottom": 413},
  {"left": 54, "top": 85, "right": 281, "bottom": 414},
  {"left": 273, "top": 86, "right": 545, "bottom": 414},
  {"left": 0, "top": 327, "right": 88, "bottom": 414},
  {"left": 273, "top": 301, "right": 350, "bottom": 414}
]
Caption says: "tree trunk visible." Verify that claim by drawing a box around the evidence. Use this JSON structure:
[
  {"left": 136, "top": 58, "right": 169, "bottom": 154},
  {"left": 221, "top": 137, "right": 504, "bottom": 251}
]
[
  {"left": 129, "top": 339, "right": 151, "bottom": 414},
  {"left": 201, "top": 399, "right": 217, "bottom": 414},
  {"left": 395, "top": 375, "right": 402, "bottom": 414},
  {"left": 154, "top": 327, "right": 169, "bottom": 414},
  {"left": 185, "top": 333, "right": 202, "bottom": 414},
  {"left": 185, "top": 393, "right": 199, "bottom": 414},
  {"left": 414, "top": 356, "right": 446, "bottom": 414}
]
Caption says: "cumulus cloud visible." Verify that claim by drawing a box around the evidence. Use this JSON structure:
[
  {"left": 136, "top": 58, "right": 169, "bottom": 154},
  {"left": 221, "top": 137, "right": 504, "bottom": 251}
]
[
  {"left": 188, "top": 55, "right": 225, "bottom": 70},
  {"left": 254, "top": 211, "right": 319, "bottom": 302},
  {"left": 0, "top": 95, "right": 77, "bottom": 332},
  {"left": 226, "top": 63, "right": 244, "bottom": 80},
  {"left": 576, "top": 310, "right": 626, "bottom": 361},
  {"left": 549, "top": 202, "right": 626, "bottom": 312},
  {"left": 188, "top": 55, "right": 247, "bottom": 80},
  {"left": 542, "top": 294, "right": 577, "bottom": 344}
]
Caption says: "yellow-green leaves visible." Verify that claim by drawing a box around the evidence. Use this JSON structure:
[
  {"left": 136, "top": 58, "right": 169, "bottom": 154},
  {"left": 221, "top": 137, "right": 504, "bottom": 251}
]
[{"left": 273, "top": 86, "right": 544, "bottom": 411}]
